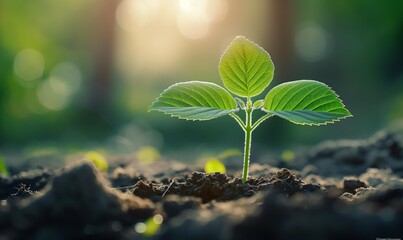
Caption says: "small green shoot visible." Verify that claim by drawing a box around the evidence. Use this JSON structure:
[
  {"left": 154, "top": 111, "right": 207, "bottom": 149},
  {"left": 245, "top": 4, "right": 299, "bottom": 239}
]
[
  {"left": 84, "top": 151, "right": 109, "bottom": 171},
  {"left": 149, "top": 36, "right": 352, "bottom": 183},
  {"left": 205, "top": 158, "right": 226, "bottom": 174},
  {"left": 0, "top": 156, "right": 10, "bottom": 177}
]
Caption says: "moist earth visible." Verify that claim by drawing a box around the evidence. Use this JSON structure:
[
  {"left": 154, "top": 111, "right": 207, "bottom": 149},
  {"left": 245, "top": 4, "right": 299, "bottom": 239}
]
[{"left": 0, "top": 131, "right": 402, "bottom": 240}]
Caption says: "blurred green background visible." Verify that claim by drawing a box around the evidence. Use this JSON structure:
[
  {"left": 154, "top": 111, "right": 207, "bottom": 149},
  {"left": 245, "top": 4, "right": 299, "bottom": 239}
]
[{"left": 1, "top": 0, "right": 403, "bottom": 159}]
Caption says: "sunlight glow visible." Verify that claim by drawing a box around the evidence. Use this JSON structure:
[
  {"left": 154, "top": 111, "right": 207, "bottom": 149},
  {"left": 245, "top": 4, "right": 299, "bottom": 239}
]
[
  {"left": 117, "top": 31, "right": 181, "bottom": 75},
  {"left": 177, "top": 0, "right": 227, "bottom": 39},
  {"left": 177, "top": 13, "right": 209, "bottom": 39},
  {"left": 179, "top": 0, "right": 227, "bottom": 23},
  {"left": 179, "top": 0, "right": 208, "bottom": 13},
  {"left": 116, "top": 0, "right": 150, "bottom": 32},
  {"left": 115, "top": 0, "right": 229, "bottom": 76},
  {"left": 116, "top": 0, "right": 227, "bottom": 39},
  {"left": 205, "top": 0, "right": 228, "bottom": 23}
]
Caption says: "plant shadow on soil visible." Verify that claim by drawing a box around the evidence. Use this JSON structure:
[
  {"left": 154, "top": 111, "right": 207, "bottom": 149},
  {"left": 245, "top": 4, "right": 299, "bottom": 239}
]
[{"left": 0, "top": 131, "right": 402, "bottom": 240}]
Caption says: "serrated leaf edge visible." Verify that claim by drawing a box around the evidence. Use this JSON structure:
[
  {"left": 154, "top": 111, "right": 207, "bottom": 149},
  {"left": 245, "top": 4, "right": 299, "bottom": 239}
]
[
  {"left": 264, "top": 110, "right": 353, "bottom": 126},
  {"left": 150, "top": 107, "right": 238, "bottom": 121},
  {"left": 148, "top": 81, "right": 239, "bottom": 121},
  {"left": 262, "top": 80, "right": 352, "bottom": 126}
]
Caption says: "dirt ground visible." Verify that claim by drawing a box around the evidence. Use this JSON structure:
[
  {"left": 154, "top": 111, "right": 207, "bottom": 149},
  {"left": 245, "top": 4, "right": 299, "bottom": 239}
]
[{"left": 0, "top": 131, "right": 402, "bottom": 240}]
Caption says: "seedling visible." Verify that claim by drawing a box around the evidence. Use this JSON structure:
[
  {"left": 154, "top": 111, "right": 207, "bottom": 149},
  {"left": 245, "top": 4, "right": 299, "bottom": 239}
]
[{"left": 149, "top": 36, "right": 352, "bottom": 183}]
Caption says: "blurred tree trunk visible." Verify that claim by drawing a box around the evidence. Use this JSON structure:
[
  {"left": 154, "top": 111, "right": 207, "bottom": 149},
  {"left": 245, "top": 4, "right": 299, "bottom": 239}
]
[
  {"left": 87, "top": 0, "right": 119, "bottom": 114},
  {"left": 261, "top": 0, "right": 296, "bottom": 143},
  {"left": 267, "top": 0, "right": 295, "bottom": 83}
]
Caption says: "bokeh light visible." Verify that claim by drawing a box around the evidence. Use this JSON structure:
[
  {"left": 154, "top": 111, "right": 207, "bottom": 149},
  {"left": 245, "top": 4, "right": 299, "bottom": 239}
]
[
  {"left": 294, "top": 21, "right": 328, "bottom": 62},
  {"left": 134, "top": 222, "right": 146, "bottom": 233},
  {"left": 84, "top": 151, "right": 109, "bottom": 171},
  {"left": 136, "top": 146, "right": 160, "bottom": 164},
  {"left": 50, "top": 62, "right": 82, "bottom": 95},
  {"left": 204, "top": 158, "right": 226, "bottom": 173},
  {"left": 153, "top": 214, "right": 163, "bottom": 224},
  {"left": 37, "top": 79, "right": 70, "bottom": 111},
  {"left": 35, "top": 62, "right": 81, "bottom": 111},
  {"left": 14, "top": 48, "right": 44, "bottom": 82},
  {"left": 281, "top": 150, "right": 295, "bottom": 162}
]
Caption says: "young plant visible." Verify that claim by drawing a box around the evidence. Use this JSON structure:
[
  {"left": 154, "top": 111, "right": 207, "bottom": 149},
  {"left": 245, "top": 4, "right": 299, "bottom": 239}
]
[{"left": 149, "top": 36, "right": 352, "bottom": 183}]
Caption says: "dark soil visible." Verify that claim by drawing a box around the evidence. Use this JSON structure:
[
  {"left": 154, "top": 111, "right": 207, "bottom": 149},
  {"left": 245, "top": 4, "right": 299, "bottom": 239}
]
[
  {"left": 122, "top": 168, "right": 320, "bottom": 204},
  {"left": 0, "top": 131, "right": 402, "bottom": 240}
]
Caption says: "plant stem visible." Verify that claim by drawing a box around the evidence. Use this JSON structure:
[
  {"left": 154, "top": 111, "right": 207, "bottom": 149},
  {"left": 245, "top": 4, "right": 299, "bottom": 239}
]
[
  {"left": 231, "top": 101, "right": 272, "bottom": 183},
  {"left": 242, "top": 107, "right": 252, "bottom": 183}
]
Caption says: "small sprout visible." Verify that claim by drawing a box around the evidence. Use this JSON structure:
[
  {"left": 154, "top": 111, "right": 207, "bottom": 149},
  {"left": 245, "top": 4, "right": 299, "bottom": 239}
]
[
  {"left": 246, "top": 98, "right": 252, "bottom": 108},
  {"left": 0, "top": 156, "right": 9, "bottom": 177},
  {"left": 136, "top": 146, "right": 160, "bottom": 164},
  {"left": 253, "top": 100, "right": 264, "bottom": 109},
  {"left": 281, "top": 150, "right": 295, "bottom": 162},
  {"left": 149, "top": 36, "right": 352, "bottom": 183},
  {"left": 205, "top": 158, "right": 226, "bottom": 174},
  {"left": 84, "top": 151, "right": 109, "bottom": 171},
  {"left": 135, "top": 214, "right": 164, "bottom": 237}
]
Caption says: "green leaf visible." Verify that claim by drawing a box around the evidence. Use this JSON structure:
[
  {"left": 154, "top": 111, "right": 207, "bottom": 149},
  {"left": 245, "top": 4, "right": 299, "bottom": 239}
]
[
  {"left": 262, "top": 80, "right": 352, "bottom": 125},
  {"left": 219, "top": 36, "right": 274, "bottom": 97},
  {"left": 149, "top": 81, "right": 238, "bottom": 121}
]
